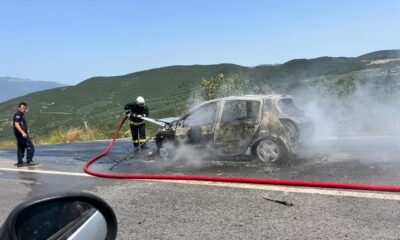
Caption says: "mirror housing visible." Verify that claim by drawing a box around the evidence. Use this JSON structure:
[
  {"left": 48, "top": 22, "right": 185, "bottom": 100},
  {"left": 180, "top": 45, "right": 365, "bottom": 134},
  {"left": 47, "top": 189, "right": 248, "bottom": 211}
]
[{"left": 0, "top": 192, "right": 117, "bottom": 240}]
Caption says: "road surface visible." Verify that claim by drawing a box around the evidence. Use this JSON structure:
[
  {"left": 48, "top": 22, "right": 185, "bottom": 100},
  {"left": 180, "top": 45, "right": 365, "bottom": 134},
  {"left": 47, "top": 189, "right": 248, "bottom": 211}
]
[{"left": 0, "top": 137, "right": 399, "bottom": 239}]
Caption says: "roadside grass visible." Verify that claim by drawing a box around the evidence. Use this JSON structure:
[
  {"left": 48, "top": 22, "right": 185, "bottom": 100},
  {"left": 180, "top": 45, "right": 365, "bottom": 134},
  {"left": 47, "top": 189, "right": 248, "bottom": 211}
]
[
  {"left": 0, "top": 139, "right": 15, "bottom": 150},
  {"left": 45, "top": 127, "right": 110, "bottom": 144},
  {"left": 0, "top": 121, "right": 163, "bottom": 150}
]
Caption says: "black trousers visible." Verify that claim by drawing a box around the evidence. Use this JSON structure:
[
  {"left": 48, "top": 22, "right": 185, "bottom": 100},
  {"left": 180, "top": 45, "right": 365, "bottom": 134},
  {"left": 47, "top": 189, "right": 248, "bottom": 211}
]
[
  {"left": 16, "top": 135, "right": 35, "bottom": 163},
  {"left": 130, "top": 124, "right": 146, "bottom": 148}
]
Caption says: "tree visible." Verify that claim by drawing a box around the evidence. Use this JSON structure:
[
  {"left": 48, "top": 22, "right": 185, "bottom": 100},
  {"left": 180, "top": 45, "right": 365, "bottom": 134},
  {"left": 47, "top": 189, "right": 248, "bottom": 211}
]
[
  {"left": 252, "top": 85, "right": 273, "bottom": 94},
  {"left": 195, "top": 73, "right": 250, "bottom": 101}
]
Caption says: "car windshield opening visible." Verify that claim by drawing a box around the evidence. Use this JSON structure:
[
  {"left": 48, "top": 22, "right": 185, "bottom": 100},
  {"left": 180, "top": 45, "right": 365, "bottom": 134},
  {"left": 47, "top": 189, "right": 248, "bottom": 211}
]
[{"left": 185, "top": 102, "right": 218, "bottom": 126}]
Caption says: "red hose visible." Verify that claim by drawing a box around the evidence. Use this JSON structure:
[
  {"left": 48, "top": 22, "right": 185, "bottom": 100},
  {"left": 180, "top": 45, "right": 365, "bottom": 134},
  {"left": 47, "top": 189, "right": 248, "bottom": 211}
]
[{"left": 84, "top": 117, "right": 400, "bottom": 192}]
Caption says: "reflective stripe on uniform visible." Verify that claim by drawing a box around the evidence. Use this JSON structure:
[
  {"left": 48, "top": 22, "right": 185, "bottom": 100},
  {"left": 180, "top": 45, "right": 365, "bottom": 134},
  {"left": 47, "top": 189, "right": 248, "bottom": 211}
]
[
  {"left": 139, "top": 139, "right": 146, "bottom": 143},
  {"left": 130, "top": 121, "right": 145, "bottom": 126}
]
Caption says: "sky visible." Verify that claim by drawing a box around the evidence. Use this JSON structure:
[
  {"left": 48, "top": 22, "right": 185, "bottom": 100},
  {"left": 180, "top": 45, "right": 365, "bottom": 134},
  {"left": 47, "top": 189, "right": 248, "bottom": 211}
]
[{"left": 1, "top": 0, "right": 399, "bottom": 85}]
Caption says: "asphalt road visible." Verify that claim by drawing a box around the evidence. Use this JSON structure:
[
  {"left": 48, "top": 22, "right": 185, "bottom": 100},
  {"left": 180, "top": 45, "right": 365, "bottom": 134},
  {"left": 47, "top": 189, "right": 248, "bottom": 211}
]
[{"left": 0, "top": 137, "right": 400, "bottom": 239}]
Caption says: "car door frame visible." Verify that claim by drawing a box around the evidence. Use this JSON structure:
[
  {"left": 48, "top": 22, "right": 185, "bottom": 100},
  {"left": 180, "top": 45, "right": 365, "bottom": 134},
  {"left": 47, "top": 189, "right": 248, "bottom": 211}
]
[
  {"left": 213, "top": 98, "right": 262, "bottom": 156},
  {"left": 174, "top": 100, "right": 221, "bottom": 146}
]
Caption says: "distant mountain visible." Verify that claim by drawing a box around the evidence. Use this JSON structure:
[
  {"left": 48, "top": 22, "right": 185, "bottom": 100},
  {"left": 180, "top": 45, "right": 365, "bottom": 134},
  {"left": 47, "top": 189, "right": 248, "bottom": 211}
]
[
  {"left": 0, "top": 49, "right": 399, "bottom": 141},
  {"left": 0, "top": 77, "right": 66, "bottom": 102}
]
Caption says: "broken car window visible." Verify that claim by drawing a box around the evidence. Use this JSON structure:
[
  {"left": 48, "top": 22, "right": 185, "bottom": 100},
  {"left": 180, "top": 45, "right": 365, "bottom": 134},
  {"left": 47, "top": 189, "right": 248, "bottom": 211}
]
[
  {"left": 277, "top": 98, "right": 303, "bottom": 117},
  {"left": 222, "top": 100, "right": 260, "bottom": 122}
]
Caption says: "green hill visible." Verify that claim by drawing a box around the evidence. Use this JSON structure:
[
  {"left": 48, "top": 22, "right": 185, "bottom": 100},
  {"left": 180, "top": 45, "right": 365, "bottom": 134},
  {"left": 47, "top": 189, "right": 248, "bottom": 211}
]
[{"left": 1, "top": 49, "right": 399, "bottom": 146}]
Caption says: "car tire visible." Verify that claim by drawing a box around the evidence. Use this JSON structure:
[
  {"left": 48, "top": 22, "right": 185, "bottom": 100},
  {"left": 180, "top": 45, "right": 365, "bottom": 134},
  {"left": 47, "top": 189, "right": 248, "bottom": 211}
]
[
  {"left": 158, "top": 141, "right": 176, "bottom": 160},
  {"left": 252, "top": 138, "right": 288, "bottom": 165}
]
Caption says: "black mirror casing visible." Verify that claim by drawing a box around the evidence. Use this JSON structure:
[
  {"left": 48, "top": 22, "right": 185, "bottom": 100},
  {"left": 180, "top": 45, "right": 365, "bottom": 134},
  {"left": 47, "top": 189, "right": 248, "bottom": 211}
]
[{"left": 0, "top": 192, "right": 117, "bottom": 240}]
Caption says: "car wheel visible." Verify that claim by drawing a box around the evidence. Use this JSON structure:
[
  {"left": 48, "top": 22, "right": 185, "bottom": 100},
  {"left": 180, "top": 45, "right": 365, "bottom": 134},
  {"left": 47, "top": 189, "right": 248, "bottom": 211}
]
[
  {"left": 253, "top": 138, "right": 288, "bottom": 164},
  {"left": 158, "top": 141, "right": 176, "bottom": 160}
]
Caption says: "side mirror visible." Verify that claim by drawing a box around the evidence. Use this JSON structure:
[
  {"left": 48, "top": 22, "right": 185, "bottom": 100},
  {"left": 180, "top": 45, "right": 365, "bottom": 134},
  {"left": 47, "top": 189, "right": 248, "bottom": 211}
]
[{"left": 0, "top": 192, "right": 117, "bottom": 240}]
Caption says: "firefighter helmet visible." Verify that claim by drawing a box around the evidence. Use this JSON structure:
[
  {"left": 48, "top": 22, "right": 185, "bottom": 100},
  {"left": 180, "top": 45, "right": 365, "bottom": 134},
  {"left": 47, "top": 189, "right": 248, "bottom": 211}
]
[{"left": 136, "top": 96, "right": 145, "bottom": 105}]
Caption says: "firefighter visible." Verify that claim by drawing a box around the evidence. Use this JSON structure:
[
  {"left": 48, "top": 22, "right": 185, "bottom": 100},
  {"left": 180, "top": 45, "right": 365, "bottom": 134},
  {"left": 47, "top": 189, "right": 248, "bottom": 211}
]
[
  {"left": 13, "top": 102, "right": 36, "bottom": 167},
  {"left": 124, "top": 96, "right": 149, "bottom": 150}
]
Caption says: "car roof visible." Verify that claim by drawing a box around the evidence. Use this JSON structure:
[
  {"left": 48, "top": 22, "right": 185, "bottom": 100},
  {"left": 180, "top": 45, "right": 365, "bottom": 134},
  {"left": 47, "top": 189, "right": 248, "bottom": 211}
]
[
  {"left": 205, "top": 94, "right": 292, "bottom": 102},
  {"left": 188, "top": 94, "right": 293, "bottom": 113}
]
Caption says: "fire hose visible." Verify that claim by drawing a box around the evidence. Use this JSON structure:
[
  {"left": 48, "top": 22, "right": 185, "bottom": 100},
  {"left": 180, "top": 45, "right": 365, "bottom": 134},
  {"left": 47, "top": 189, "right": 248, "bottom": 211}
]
[{"left": 84, "top": 116, "right": 400, "bottom": 192}]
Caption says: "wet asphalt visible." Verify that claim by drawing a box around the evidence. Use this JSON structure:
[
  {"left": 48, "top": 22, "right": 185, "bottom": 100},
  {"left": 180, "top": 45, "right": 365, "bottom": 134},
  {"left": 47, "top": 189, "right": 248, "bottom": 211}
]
[
  {"left": 1, "top": 136, "right": 396, "bottom": 185},
  {"left": 0, "top": 136, "right": 400, "bottom": 239}
]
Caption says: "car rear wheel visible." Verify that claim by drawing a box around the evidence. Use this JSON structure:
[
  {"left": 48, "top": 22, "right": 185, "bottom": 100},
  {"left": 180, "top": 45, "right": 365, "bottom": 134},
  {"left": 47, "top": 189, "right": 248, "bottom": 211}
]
[{"left": 253, "top": 138, "right": 288, "bottom": 164}]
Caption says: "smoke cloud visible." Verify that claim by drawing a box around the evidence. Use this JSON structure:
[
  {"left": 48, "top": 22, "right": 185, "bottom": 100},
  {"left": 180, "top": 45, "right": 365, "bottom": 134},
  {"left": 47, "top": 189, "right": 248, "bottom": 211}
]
[
  {"left": 295, "top": 62, "right": 400, "bottom": 163},
  {"left": 300, "top": 69, "right": 400, "bottom": 137}
]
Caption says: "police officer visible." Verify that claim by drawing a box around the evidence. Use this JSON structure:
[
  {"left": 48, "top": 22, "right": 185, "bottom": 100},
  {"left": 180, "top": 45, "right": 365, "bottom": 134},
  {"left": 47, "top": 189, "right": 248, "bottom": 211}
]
[
  {"left": 13, "top": 102, "right": 35, "bottom": 167},
  {"left": 124, "top": 96, "right": 149, "bottom": 149}
]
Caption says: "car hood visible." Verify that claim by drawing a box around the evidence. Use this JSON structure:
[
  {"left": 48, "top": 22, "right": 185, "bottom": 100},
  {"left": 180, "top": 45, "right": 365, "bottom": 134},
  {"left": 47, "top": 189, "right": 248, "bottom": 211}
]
[{"left": 158, "top": 117, "right": 180, "bottom": 124}]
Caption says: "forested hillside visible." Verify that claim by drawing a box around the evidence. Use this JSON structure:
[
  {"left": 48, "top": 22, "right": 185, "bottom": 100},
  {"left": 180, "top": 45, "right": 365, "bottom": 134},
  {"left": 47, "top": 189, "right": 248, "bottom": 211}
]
[{"left": 0, "top": 50, "right": 399, "bottom": 146}]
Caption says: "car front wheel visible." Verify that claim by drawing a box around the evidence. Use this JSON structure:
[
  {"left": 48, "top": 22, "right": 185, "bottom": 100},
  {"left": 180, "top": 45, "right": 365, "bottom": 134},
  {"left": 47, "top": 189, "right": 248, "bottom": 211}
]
[
  {"left": 158, "top": 141, "right": 176, "bottom": 160},
  {"left": 253, "top": 138, "right": 288, "bottom": 164}
]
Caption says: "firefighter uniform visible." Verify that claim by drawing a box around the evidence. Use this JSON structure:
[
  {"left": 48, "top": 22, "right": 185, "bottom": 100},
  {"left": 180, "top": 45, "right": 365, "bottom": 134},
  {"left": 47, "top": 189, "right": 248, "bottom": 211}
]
[
  {"left": 124, "top": 98, "right": 149, "bottom": 149},
  {"left": 13, "top": 110, "right": 35, "bottom": 165}
]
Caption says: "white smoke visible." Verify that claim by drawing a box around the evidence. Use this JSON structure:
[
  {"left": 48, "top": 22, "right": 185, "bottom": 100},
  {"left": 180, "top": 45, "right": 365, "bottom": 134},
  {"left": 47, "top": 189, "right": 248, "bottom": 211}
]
[
  {"left": 300, "top": 69, "right": 400, "bottom": 138},
  {"left": 296, "top": 64, "right": 400, "bottom": 163}
]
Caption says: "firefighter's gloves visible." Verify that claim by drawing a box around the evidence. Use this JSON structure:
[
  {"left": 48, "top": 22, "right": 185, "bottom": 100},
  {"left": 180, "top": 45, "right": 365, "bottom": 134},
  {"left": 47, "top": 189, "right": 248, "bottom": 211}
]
[
  {"left": 124, "top": 108, "right": 131, "bottom": 116},
  {"left": 127, "top": 113, "right": 145, "bottom": 118},
  {"left": 130, "top": 114, "right": 142, "bottom": 118}
]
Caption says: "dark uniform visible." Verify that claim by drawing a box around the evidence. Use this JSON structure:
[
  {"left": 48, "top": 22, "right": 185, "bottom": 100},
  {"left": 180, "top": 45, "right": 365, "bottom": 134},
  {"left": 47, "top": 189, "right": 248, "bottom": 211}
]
[
  {"left": 124, "top": 101, "right": 149, "bottom": 148},
  {"left": 13, "top": 111, "right": 35, "bottom": 165}
]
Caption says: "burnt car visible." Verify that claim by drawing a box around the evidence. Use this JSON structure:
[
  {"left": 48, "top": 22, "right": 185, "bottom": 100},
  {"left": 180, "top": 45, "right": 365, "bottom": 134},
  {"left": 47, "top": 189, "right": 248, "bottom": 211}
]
[{"left": 155, "top": 94, "right": 314, "bottom": 164}]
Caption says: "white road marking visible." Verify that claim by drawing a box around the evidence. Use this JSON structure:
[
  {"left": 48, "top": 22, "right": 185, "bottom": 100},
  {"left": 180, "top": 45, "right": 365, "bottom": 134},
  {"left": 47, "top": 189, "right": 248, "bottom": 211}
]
[
  {"left": 147, "top": 180, "right": 400, "bottom": 201},
  {"left": 0, "top": 167, "right": 92, "bottom": 177},
  {"left": 0, "top": 167, "right": 399, "bottom": 201}
]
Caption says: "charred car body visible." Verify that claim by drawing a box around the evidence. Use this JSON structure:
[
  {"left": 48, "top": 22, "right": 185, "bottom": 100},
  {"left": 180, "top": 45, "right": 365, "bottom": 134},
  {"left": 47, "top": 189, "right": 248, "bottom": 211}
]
[{"left": 155, "top": 94, "right": 314, "bottom": 164}]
